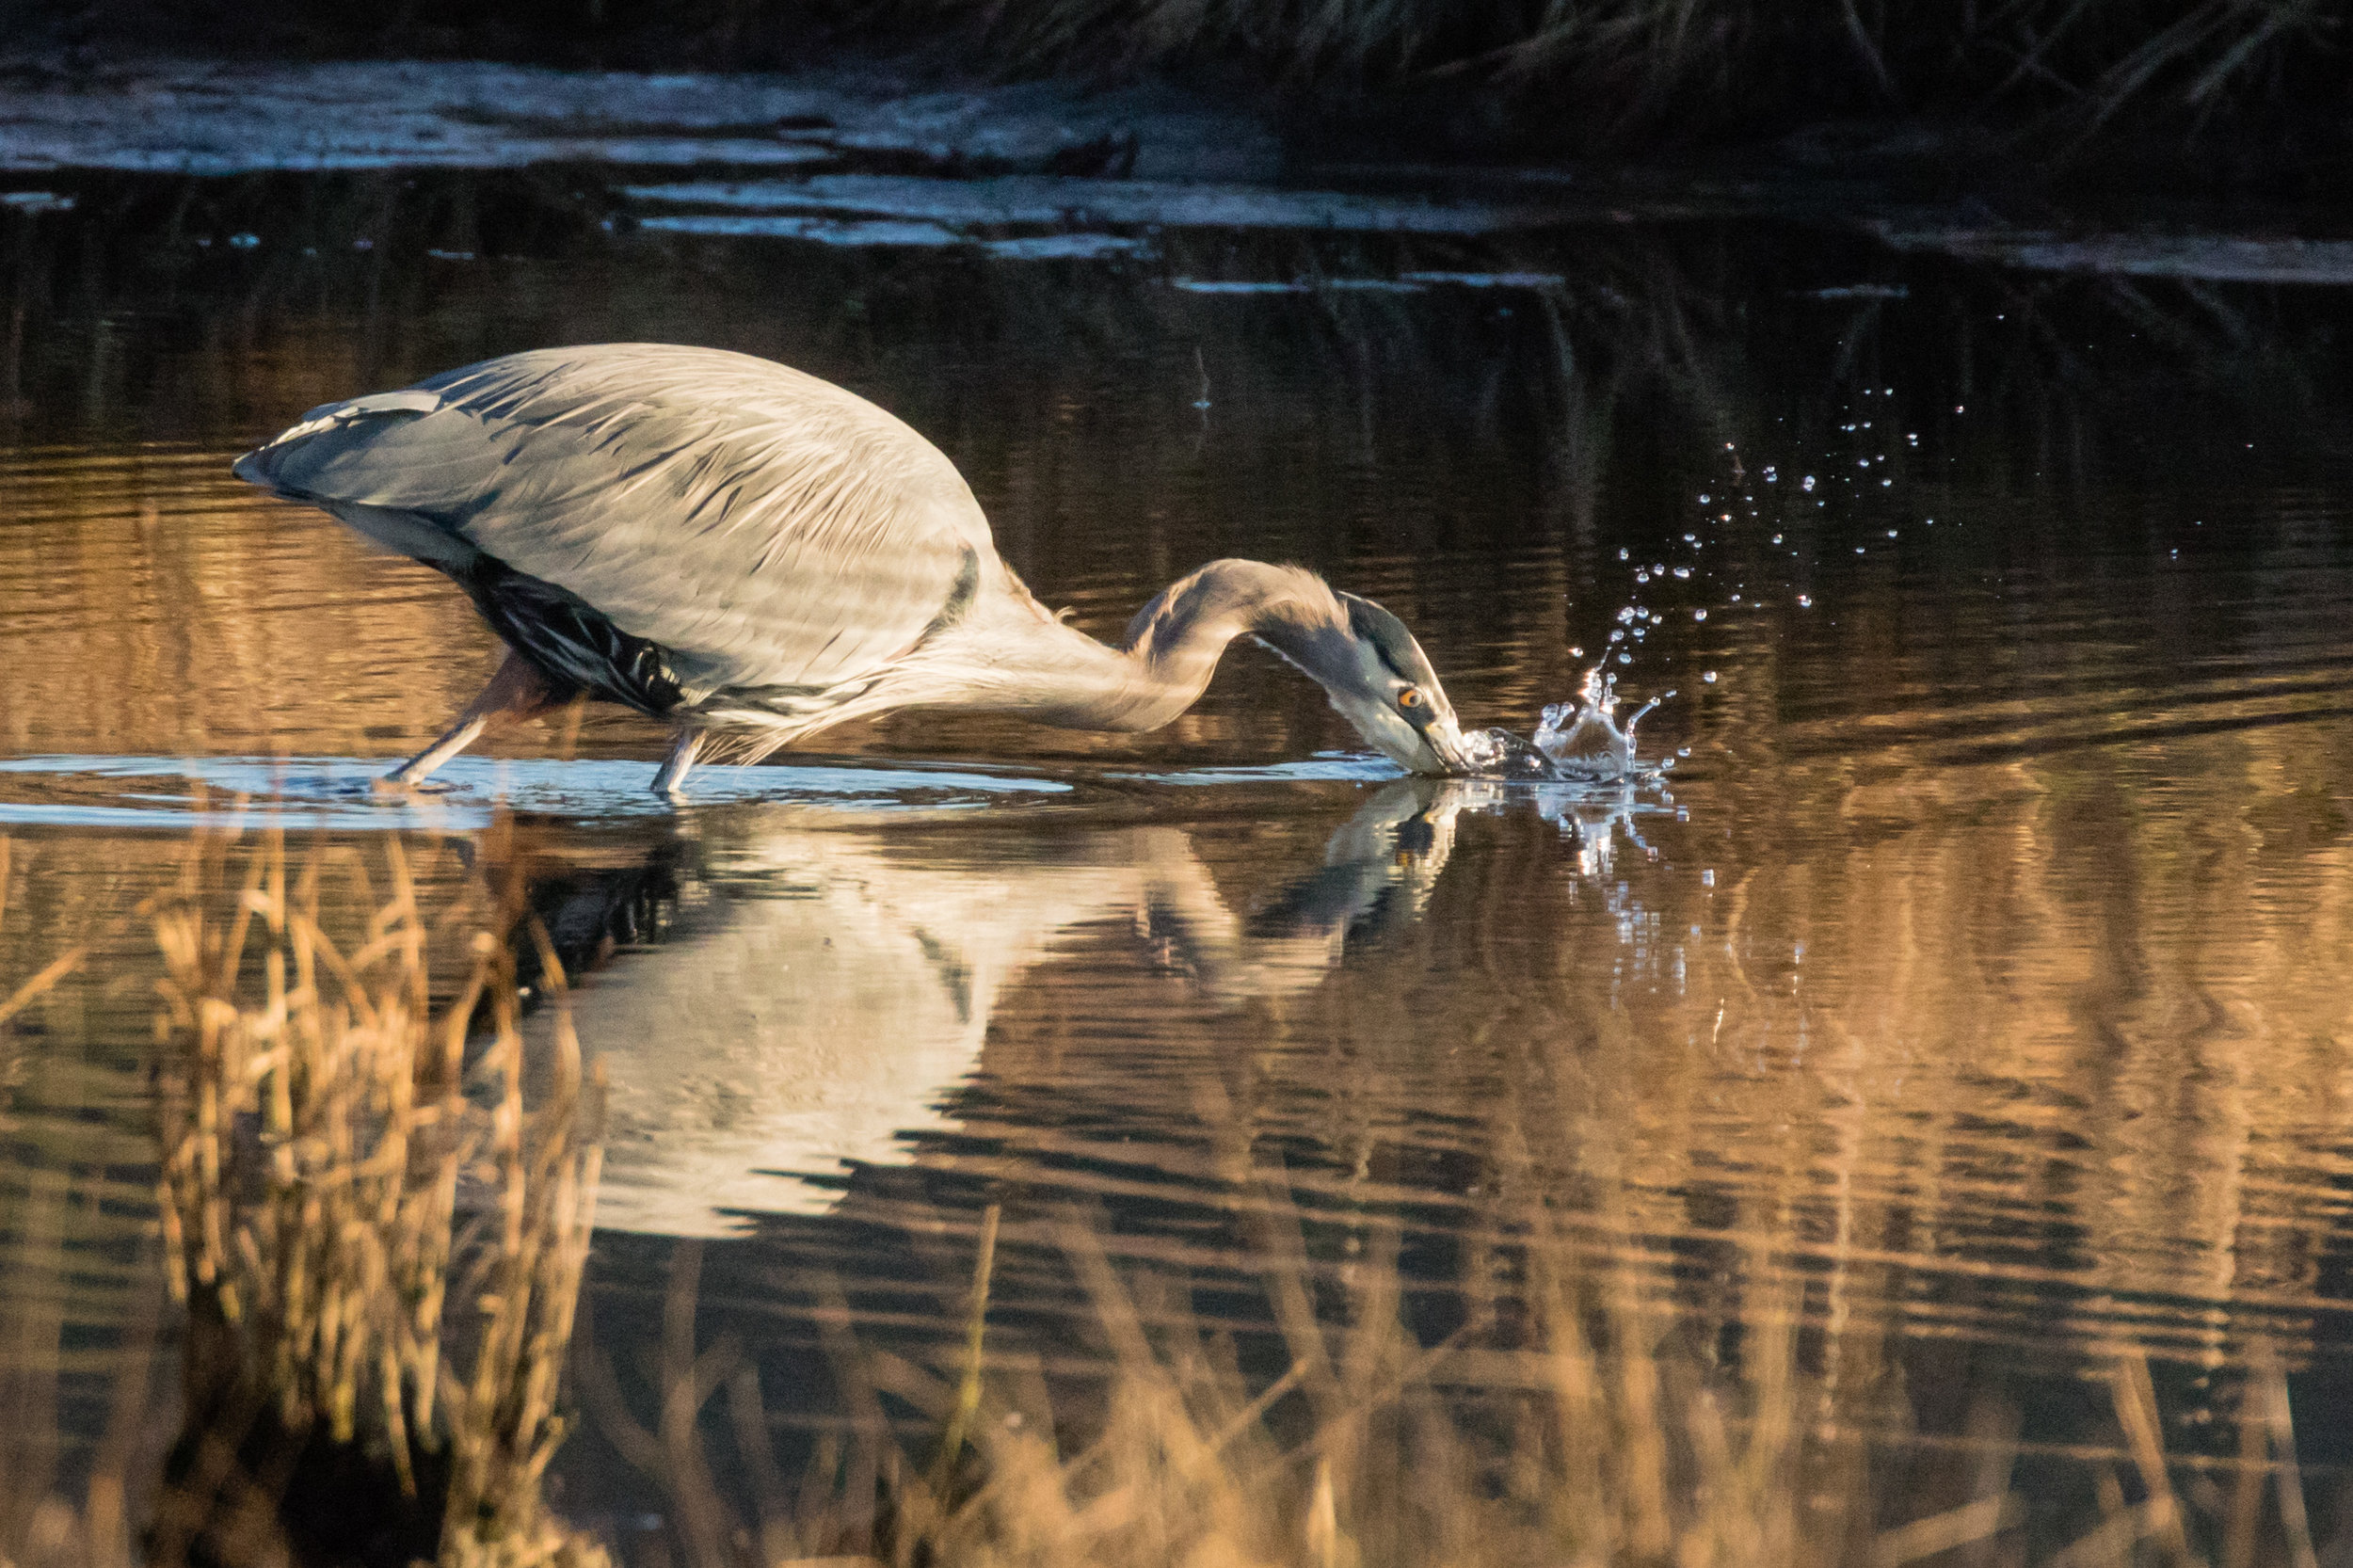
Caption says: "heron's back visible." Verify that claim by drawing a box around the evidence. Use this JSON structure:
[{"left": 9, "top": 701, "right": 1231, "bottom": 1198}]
[{"left": 233, "top": 344, "right": 1004, "bottom": 709}]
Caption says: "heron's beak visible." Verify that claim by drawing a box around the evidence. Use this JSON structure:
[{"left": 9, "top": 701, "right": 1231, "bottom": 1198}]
[{"left": 1418, "top": 712, "right": 1476, "bottom": 776}]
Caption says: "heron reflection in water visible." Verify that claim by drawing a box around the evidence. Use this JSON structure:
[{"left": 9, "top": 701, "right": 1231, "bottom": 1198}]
[
  {"left": 233, "top": 344, "right": 1474, "bottom": 796},
  {"left": 516, "top": 780, "right": 1478, "bottom": 1237}
]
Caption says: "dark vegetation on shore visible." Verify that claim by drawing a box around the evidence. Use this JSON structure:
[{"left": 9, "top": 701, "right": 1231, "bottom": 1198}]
[{"left": 7, "top": 0, "right": 2350, "bottom": 183}]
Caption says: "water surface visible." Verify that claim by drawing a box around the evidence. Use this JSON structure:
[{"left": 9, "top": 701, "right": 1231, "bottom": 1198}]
[{"left": 5, "top": 168, "right": 2353, "bottom": 1543}]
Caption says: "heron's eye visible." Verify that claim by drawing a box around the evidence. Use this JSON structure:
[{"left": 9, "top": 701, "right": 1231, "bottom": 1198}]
[{"left": 1398, "top": 687, "right": 1424, "bottom": 710}]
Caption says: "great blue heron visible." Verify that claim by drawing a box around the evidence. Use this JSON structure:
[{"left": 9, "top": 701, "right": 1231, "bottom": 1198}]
[{"left": 233, "top": 344, "right": 1472, "bottom": 797}]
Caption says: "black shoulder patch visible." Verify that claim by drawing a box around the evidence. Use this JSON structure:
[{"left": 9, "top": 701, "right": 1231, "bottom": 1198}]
[{"left": 458, "top": 556, "right": 685, "bottom": 716}]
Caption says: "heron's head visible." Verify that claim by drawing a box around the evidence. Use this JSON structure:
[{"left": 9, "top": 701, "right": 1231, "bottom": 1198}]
[{"left": 1265, "top": 591, "right": 1471, "bottom": 776}]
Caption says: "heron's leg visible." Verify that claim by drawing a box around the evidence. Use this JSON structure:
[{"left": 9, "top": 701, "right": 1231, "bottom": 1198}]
[
  {"left": 378, "top": 649, "right": 558, "bottom": 792},
  {"left": 651, "top": 729, "right": 703, "bottom": 800}
]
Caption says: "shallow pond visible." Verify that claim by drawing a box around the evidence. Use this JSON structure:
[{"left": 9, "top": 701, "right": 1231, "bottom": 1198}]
[{"left": 3, "top": 163, "right": 2352, "bottom": 1554}]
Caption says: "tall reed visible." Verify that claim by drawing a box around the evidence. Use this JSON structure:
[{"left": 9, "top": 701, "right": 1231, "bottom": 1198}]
[
  {"left": 591, "top": 1208, "right": 2349, "bottom": 1567},
  {"left": 146, "top": 823, "right": 607, "bottom": 1568}
]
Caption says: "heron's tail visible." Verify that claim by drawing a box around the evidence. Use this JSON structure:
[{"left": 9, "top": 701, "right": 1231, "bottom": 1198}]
[{"left": 230, "top": 389, "right": 446, "bottom": 495}]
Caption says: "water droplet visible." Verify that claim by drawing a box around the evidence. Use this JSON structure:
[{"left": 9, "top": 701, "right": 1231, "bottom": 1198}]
[
  {"left": 1703, "top": 671, "right": 1718, "bottom": 682},
  {"left": 1886, "top": 529, "right": 1897, "bottom": 537},
  {"left": 1617, "top": 652, "right": 1632, "bottom": 664},
  {"left": 1763, "top": 466, "right": 1778, "bottom": 482},
  {"left": 1698, "top": 493, "right": 1710, "bottom": 504},
  {"left": 1801, "top": 475, "right": 1817, "bottom": 492},
  {"left": 1673, "top": 567, "right": 1691, "bottom": 579},
  {"left": 1771, "top": 534, "right": 1783, "bottom": 544},
  {"left": 1618, "top": 548, "right": 1629, "bottom": 560},
  {"left": 1702, "top": 869, "right": 1715, "bottom": 887},
  {"left": 1798, "top": 594, "right": 1813, "bottom": 607},
  {"left": 1692, "top": 609, "right": 1707, "bottom": 621}
]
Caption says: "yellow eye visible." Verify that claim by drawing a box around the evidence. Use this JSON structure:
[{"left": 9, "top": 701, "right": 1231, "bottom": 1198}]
[{"left": 1398, "top": 687, "right": 1424, "bottom": 710}]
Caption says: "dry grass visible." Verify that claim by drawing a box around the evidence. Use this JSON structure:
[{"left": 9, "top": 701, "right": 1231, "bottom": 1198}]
[
  {"left": 142, "top": 822, "right": 607, "bottom": 1568},
  {"left": 592, "top": 1211, "right": 2352, "bottom": 1568}
]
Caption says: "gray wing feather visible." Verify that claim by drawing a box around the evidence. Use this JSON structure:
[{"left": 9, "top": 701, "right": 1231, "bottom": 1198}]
[{"left": 234, "top": 344, "right": 996, "bottom": 696}]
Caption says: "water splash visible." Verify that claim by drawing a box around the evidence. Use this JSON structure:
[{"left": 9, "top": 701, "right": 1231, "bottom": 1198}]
[
  {"left": 1452, "top": 726, "right": 1558, "bottom": 778},
  {"left": 1455, "top": 663, "right": 1672, "bottom": 782}
]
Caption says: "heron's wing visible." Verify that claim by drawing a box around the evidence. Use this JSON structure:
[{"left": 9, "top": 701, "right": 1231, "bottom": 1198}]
[{"left": 233, "top": 344, "right": 998, "bottom": 696}]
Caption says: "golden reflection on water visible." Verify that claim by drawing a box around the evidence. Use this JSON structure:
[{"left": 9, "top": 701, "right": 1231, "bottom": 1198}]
[
  {"left": 4, "top": 440, "right": 2352, "bottom": 1379},
  {"left": 479, "top": 720, "right": 2353, "bottom": 1381},
  {"left": 0, "top": 446, "right": 511, "bottom": 760},
  {"left": 2, "top": 230, "right": 2352, "bottom": 1548}
]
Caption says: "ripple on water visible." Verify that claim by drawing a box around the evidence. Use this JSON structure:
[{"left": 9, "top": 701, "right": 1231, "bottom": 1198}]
[{"left": 0, "top": 753, "right": 1078, "bottom": 830}]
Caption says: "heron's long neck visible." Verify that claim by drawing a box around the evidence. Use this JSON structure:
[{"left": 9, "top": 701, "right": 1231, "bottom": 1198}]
[{"left": 1006, "top": 560, "right": 1348, "bottom": 733}]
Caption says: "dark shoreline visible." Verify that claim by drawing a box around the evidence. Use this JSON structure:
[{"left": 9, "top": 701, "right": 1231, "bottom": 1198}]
[
  {"left": 2, "top": 52, "right": 2351, "bottom": 271},
  {"left": 7, "top": 0, "right": 2352, "bottom": 206}
]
